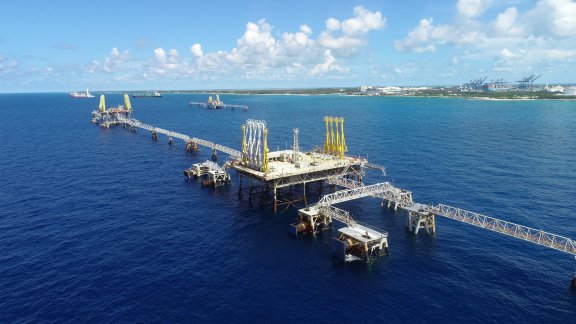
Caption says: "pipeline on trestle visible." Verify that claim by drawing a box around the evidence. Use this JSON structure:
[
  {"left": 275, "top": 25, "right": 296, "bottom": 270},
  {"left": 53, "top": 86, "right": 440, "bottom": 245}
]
[{"left": 90, "top": 94, "right": 576, "bottom": 284}]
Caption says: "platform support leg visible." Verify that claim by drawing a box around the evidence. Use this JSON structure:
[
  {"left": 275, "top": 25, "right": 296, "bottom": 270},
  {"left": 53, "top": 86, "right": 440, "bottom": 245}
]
[
  {"left": 303, "top": 182, "right": 307, "bottom": 206},
  {"left": 408, "top": 212, "right": 436, "bottom": 235},
  {"left": 248, "top": 179, "right": 253, "bottom": 203},
  {"left": 238, "top": 174, "right": 243, "bottom": 199},
  {"left": 273, "top": 186, "right": 278, "bottom": 212}
]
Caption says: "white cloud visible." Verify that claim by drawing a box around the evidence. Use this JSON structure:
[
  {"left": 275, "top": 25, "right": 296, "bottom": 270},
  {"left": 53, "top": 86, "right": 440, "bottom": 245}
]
[
  {"left": 154, "top": 48, "right": 167, "bottom": 63},
  {"left": 162, "top": 6, "right": 384, "bottom": 80},
  {"left": 500, "top": 48, "right": 517, "bottom": 59},
  {"left": 341, "top": 6, "right": 385, "bottom": 35},
  {"left": 300, "top": 25, "right": 312, "bottom": 35},
  {"left": 394, "top": 18, "right": 436, "bottom": 52},
  {"left": 84, "top": 47, "right": 131, "bottom": 74},
  {"left": 103, "top": 47, "right": 130, "bottom": 73},
  {"left": 0, "top": 55, "right": 17, "bottom": 74},
  {"left": 77, "top": 6, "right": 385, "bottom": 84},
  {"left": 395, "top": 0, "right": 576, "bottom": 74},
  {"left": 151, "top": 48, "right": 187, "bottom": 75},
  {"left": 309, "top": 49, "right": 346, "bottom": 76},
  {"left": 227, "top": 19, "right": 279, "bottom": 65},
  {"left": 317, "top": 6, "right": 385, "bottom": 56},
  {"left": 457, "top": 0, "right": 494, "bottom": 18},
  {"left": 525, "top": 0, "right": 576, "bottom": 37},
  {"left": 492, "top": 7, "right": 524, "bottom": 36},
  {"left": 326, "top": 18, "right": 341, "bottom": 31},
  {"left": 191, "top": 44, "right": 203, "bottom": 58}
]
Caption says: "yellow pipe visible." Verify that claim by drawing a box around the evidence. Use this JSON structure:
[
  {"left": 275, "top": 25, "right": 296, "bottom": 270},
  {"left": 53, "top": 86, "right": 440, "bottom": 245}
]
[
  {"left": 241, "top": 124, "right": 248, "bottom": 165},
  {"left": 124, "top": 94, "right": 132, "bottom": 111},
  {"left": 99, "top": 95, "right": 106, "bottom": 112},
  {"left": 335, "top": 117, "right": 340, "bottom": 158},
  {"left": 340, "top": 117, "right": 346, "bottom": 158},
  {"left": 329, "top": 117, "right": 336, "bottom": 156},
  {"left": 263, "top": 128, "right": 269, "bottom": 173},
  {"left": 324, "top": 116, "right": 329, "bottom": 154}
]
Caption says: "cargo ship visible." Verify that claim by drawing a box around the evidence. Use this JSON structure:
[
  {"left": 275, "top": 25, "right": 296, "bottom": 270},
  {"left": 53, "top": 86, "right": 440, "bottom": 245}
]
[{"left": 132, "top": 91, "right": 162, "bottom": 98}]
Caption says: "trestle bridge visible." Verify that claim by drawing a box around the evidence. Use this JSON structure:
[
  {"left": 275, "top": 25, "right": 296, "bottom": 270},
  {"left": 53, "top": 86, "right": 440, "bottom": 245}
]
[{"left": 90, "top": 94, "right": 576, "bottom": 286}]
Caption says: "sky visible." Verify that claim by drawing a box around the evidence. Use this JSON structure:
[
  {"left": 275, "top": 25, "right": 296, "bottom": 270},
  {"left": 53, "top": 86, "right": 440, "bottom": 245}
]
[{"left": 1, "top": 0, "right": 575, "bottom": 92}]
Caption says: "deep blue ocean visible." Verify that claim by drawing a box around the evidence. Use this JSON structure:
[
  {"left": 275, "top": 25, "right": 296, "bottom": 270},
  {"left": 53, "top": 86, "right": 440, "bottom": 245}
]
[{"left": 0, "top": 93, "right": 575, "bottom": 322}]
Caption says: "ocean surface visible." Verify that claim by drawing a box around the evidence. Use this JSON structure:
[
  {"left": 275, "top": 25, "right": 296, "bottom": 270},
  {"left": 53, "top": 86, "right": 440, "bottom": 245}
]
[{"left": 0, "top": 93, "right": 575, "bottom": 322}]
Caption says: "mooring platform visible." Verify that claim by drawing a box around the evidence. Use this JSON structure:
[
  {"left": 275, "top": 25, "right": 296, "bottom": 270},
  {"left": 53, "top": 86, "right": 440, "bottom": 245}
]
[
  {"left": 233, "top": 150, "right": 365, "bottom": 211},
  {"left": 91, "top": 95, "right": 576, "bottom": 280}
]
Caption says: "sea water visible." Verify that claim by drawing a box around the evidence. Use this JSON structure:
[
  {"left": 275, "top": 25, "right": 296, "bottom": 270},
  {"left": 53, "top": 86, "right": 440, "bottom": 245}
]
[{"left": 0, "top": 93, "right": 575, "bottom": 322}]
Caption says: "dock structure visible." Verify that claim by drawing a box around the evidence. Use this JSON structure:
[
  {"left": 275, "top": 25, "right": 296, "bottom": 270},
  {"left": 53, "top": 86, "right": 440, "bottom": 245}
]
[
  {"left": 91, "top": 95, "right": 241, "bottom": 159},
  {"left": 91, "top": 94, "right": 132, "bottom": 128},
  {"left": 232, "top": 118, "right": 376, "bottom": 211},
  {"left": 183, "top": 160, "right": 231, "bottom": 186},
  {"left": 314, "top": 176, "right": 576, "bottom": 258},
  {"left": 189, "top": 94, "right": 248, "bottom": 111},
  {"left": 90, "top": 96, "right": 576, "bottom": 281}
]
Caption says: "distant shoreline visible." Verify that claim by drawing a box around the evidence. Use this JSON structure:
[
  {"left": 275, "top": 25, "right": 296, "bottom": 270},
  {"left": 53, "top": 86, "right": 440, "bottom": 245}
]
[{"left": 155, "top": 88, "right": 576, "bottom": 100}]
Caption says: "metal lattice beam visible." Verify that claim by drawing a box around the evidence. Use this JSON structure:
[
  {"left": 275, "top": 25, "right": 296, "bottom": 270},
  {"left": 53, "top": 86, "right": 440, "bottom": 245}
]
[
  {"left": 430, "top": 204, "right": 576, "bottom": 255},
  {"left": 316, "top": 182, "right": 396, "bottom": 207},
  {"left": 116, "top": 116, "right": 242, "bottom": 158}
]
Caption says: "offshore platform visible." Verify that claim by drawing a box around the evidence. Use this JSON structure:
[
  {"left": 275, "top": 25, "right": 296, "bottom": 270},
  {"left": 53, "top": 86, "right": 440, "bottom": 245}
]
[
  {"left": 90, "top": 95, "right": 576, "bottom": 285},
  {"left": 189, "top": 94, "right": 248, "bottom": 111}
]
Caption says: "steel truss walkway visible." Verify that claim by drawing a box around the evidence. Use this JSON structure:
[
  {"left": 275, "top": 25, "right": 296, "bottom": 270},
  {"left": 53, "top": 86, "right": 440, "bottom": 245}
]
[
  {"left": 316, "top": 182, "right": 396, "bottom": 207},
  {"left": 430, "top": 204, "right": 576, "bottom": 255},
  {"left": 326, "top": 177, "right": 576, "bottom": 256},
  {"left": 115, "top": 116, "right": 242, "bottom": 158}
]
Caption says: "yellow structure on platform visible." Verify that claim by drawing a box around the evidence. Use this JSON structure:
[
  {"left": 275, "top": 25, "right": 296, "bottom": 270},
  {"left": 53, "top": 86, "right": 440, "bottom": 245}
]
[
  {"left": 324, "top": 116, "right": 347, "bottom": 158},
  {"left": 339, "top": 117, "right": 346, "bottom": 158},
  {"left": 263, "top": 128, "right": 269, "bottom": 173},
  {"left": 99, "top": 95, "right": 106, "bottom": 112},
  {"left": 241, "top": 124, "right": 248, "bottom": 165},
  {"left": 329, "top": 117, "right": 336, "bottom": 155},
  {"left": 124, "top": 94, "right": 132, "bottom": 111},
  {"left": 324, "top": 117, "right": 330, "bottom": 153}
]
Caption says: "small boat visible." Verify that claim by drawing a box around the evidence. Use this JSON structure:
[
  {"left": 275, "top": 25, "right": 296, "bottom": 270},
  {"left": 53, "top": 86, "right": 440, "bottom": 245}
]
[
  {"left": 70, "top": 89, "right": 95, "bottom": 98},
  {"left": 132, "top": 91, "right": 162, "bottom": 98}
]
